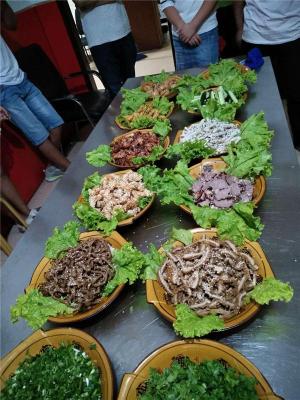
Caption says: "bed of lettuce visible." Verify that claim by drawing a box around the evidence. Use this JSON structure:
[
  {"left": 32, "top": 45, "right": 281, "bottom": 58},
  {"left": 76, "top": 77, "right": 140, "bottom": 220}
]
[{"left": 176, "top": 59, "right": 257, "bottom": 120}]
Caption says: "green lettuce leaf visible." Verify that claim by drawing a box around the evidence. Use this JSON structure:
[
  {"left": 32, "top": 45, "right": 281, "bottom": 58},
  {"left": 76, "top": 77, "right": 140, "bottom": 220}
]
[
  {"left": 152, "top": 119, "right": 172, "bottom": 139},
  {"left": 152, "top": 96, "right": 172, "bottom": 115},
  {"left": 199, "top": 97, "right": 239, "bottom": 122},
  {"left": 81, "top": 172, "right": 102, "bottom": 202},
  {"left": 44, "top": 221, "right": 80, "bottom": 259},
  {"left": 120, "top": 87, "right": 149, "bottom": 116},
  {"left": 10, "top": 289, "right": 74, "bottom": 330},
  {"left": 244, "top": 278, "right": 294, "bottom": 305},
  {"left": 86, "top": 144, "right": 111, "bottom": 167},
  {"left": 130, "top": 115, "right": 159, "bottom": 129},
  {"left": 138, "top": 165, "right": 162, "bottom": 192},
  {"left": 141, "top": 244, "right": 166, "bottom": 281},
  {"left": 143, "top": 70, "right": 170, "bottom": 84},
  {"left": 174, "top": 304, "right": 224, "bottom": 338},
  {"left": 190, "top": 202, "right": 264, "bottom": 245},
  {"left": 165, "top": 140, "right": 214, "bottom": 163},
  {"left": 132, "top": 145, "right": 165, "bottom": 165},
  {"left": 138, "top": 195, "right": 152, "bottom": 209},
  {"left": 171, "top": 227, "right": 193, "bottom": 245},
  {"left": 73, "top": 201, "right": 128, "bottom": 235},
  {"left": 102, "top": 243, "right": 146, "bottom": 296}
]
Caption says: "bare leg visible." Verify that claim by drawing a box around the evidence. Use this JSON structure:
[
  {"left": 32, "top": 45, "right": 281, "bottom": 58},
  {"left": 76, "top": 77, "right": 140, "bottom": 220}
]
[
  {"left": 49, "top": 125, "right": 63, "bottom": 149},
  {"left": 0, "top": 174, "right": 30, "bottom": 218},
  {"left": 38, "top": 139, "right": 70, "bottom": 170}
]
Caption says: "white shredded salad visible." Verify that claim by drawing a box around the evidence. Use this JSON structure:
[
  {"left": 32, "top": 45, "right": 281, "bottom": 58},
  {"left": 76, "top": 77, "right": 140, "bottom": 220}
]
[{"left": 180, "top": 119, "right": 241, "bottom": 154}]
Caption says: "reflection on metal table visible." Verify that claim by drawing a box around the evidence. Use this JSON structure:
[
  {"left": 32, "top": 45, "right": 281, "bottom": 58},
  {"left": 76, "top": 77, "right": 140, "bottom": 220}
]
[{"left": 1, "top": 58, "right": 300, "bottom": 399}]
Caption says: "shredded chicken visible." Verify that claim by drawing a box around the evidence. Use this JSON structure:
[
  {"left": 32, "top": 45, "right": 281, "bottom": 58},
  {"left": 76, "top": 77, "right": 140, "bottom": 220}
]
[
  {"left": 39, "top": 238, "right": 114, "bottom": 311},
  {"left": 88, "top": 171, "right": 153, "bottom": 220},
  {"left": 158, "top": 237, "right": 261, "bottom": 319},
  {"left": 141, "top": 75, "right": 180, "bottom": 97}
]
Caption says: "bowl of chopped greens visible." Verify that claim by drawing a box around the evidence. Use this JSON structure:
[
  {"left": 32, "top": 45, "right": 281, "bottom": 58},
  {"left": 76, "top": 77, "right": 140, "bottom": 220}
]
[
  {"left": 115, "top": 87, "right": 174, "bottom": 130},
  {"left": 86, "top": 121, "right": 171, "bottom": 170},
  {"left": 74, "top": 170, "right": 155, "bottom": 235},
  {"left": 140, "top": 71, "right": 181, "bottom": 99},
  {"left": 117, "top": 339, "right": 283, "bottom": 400},
  {"left": 11, "top": 225, "right": 147, "bottom": 328},
  {"left": 0, "top": 328, "right": 113, "bottom": 400},
  {"left": 146, "top": 228, "right": 293, "bottom": 338},
  {"left": 179, "top": 158, "right": 266, "bottom": 217}
]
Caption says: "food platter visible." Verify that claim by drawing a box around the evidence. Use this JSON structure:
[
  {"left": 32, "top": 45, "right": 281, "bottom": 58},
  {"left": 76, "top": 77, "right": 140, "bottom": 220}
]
[
  {"left": 140, "top": 74, "right": 181, "bottom": 99},
  {"left": 201, "top": 63, "right": 250, "bottom": 80},
  {"left": 0, "top": 328, "right": 113, "bottom": 400},
  {"left": 146, "top": 228, "right": 274, "bottom": 330},
  {"left": 117, "top": 339, "right": 282, "bottom": 400},
  {"left": 115, "top": 101, "right": 175, "bottom": 130},
  {"left": 78, "top": 169, "right": 155, "bottom": 227},
  {"left": 27, "top": 231, "right": 127, "bottom": 323},
  {"left": 109, "top": 128, "right": 170, "bottom": 169},
  {"left": 173, "top": 119, "right": 241, "bottom": 145},
  {"left": 179, "top": 158, "right": 266, "bottom": 216}
]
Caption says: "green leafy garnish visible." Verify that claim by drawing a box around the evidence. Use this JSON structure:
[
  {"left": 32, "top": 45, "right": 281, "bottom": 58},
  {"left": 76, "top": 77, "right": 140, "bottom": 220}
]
[
  {"left": 81, "top": 172, "right": 102, "bottom": 202},
  {"left": 165, "top": 140, "right": 214, "bottom": 163},
  {"left": 141, "top": 244, "right": 166, "bottom": 281},
  {"left": 120, "top": 87, "right": 149, "bottom": 116},
  {"left": 138, "top": 195, "right": 152, "bottom": 209},
  {"left": 1, "top": 343, "right": 101, "bottom": 400},
  {"left": 171, "top": 227, "right": 193, "bottom": 245},
  {"left": 44, "top": 221, "right": 80, "bottom": 259},
  {"left": 199, "top": 97, "right": 239, "bottom": 121},
  {"left": 152, "top": 119, "right": 171, "bottom": 139},
  {"left": 102, "top": 243, "right": 146, "bottom": 296},
  {"left": 10, "top": 289, "right": 74, "bottom": 330},
  {"left": 138, "top": 165, "right": 162, "bottom": 192},
  {"left": 133, "top": 145, "right": 165, "bottom": 165},
  {"left": 143, "top": 70, "right": 170, "bottom": 84},
  {"left": 86, "top": 144, "right": 111, "bottom": 167},
  {"left": 152, "top": 96, "right": 172, "bottom": 115},
  {"left": 244, "top": 277, "right": 294, "bottom": 305},
  {"left": 73, "top": 201, "right": 128, "bottom": 235},
  {"left": 174, "top": 304, "right": 224, "bottom": 338},
  {"left": 190, "top": 202, "right": 264, "bottom": 245},
  {"left": 223, "top": 112, "right": 273, "bottom": 178},
  {"left": 138, "top": 357, "right": 258, "bottom": 400}
]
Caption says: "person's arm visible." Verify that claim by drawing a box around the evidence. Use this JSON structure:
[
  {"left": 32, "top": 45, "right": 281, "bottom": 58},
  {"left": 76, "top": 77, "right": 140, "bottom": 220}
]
[
  {"left": 161, "top": 3, "right": 201, "bottom": 46},
  {"left": 179, "top": 0, "right": 217, "bottom": 43},
  {"left": 233, "top": 0, "right": 245, "bottom": 47},
  {"left": 0, "top": 0, "right": 17, "bottom": 31}
]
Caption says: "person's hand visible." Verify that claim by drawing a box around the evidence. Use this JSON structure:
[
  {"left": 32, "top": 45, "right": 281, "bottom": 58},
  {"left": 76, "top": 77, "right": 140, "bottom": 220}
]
[
  {"left": 236, "top": 28, "right": 243, "bottom": 48},
  {"left": 188, "top": 33, "right": 201, "bottom": 47},
  {"left": 0, "top": 106, "right": 9, "bottom": 122},
  {"left": 178, "top": 22, "right": 198, "bottom": 43}
]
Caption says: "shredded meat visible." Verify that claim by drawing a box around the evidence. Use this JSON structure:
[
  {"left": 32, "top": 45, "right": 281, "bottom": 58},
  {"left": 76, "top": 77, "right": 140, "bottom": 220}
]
[
  {"left": 192, "top": 165, "right": 253, "bottom": 208},
  {"left": 158, "top": 237, "right": 260, "bottom": 319},
  {"left": 124, "top": 102, "right": 167, "bottom": 123},
  {"left": 142, "top": 75, "right": 180, "bottom": 97},
  {"left": 39, "top": 238, "right": 114, "bottom": 311},
  {"left": 88, "top": 171, "right": 153, "bottom": 220},
  {"left": 111, "top": 130, "right": 160, "bottom": 167}
]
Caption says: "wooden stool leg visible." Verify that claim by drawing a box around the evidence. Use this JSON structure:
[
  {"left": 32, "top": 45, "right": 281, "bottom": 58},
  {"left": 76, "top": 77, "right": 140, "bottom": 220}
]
[
  {"left": 1, "top": 197, "right": 28, "bottom": 229},
  {"left": 0, "top": 234, "right": 12, "bottom": 256}
]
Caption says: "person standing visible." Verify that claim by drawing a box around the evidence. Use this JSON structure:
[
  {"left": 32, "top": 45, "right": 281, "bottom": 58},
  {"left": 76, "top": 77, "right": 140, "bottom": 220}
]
[
  {"left": 234, "top": 0, "right": 300, "bottom": 150},
  {"left": 0, "top": 1, "right": 70, "bottom": 181},
  {"left": 74, "top": 0, "right": 137, "bottom": 97},
  {"left": 159, "top": 0, "right": 218, "bottom": 70}
]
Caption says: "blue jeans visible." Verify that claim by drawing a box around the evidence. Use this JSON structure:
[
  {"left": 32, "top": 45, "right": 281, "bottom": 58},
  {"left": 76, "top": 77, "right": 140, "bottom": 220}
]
[
  {"left": 0, "top": 76, "right": 63, "bottom": 146},
  {"left": 173, "top": 27, "right": 219, "bottom": 70}
]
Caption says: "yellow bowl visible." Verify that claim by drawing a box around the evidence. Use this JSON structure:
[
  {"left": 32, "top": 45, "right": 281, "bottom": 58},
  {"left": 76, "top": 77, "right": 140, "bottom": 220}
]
[
  {"left": 0, "top": 328, "right": 114, "bottom": 400},
  {"left": 117, "top": 339, "right": 282, "bottom": 400},
  {"left": 27, "top": 230, "right": 127, "bottom": 323},
  {"left": 179, "top": 157, "right": 266, "bottom": 216},
  {"left": 78, "top": 169, "right": 155, "bottom": 228},
  {"left": 146, "top": 228, "right": 274, "bottom": 330}
]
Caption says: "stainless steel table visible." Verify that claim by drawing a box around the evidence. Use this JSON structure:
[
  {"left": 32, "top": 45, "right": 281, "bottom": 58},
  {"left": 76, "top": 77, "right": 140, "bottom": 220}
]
[{"left": 1, "top": 58, "right": 300, "bottom": 399}]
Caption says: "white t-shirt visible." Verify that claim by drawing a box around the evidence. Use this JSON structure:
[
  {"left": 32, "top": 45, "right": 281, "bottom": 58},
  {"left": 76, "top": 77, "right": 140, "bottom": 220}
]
[
  {"left": 159, "top": 0, "right": 217, "bottom": 36},
  {"left": 242, "top": 0, "right": 300, "bottom": 45},
  {"left": 81, "top": 3, "right": 131, "bottom": 48},
  {"left": 0, "top": 37, "right": 24, "bottom": 85}
]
